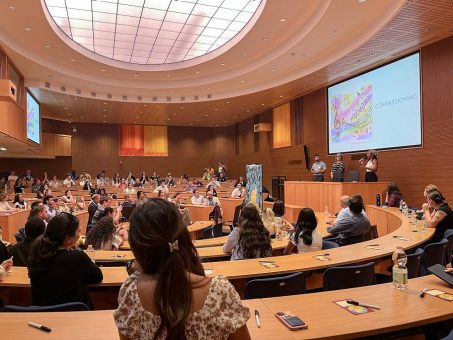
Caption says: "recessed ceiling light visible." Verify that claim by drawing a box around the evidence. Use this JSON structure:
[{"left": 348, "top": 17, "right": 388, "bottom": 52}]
[
  {"left": 24, "top": 27, "right": 31, "bottom": 31},
  {"left": 261, "top": 103, "right": 265, "bottom": 106},
  {"left": 262, "top": 37, "right": 268, "bottom": 41},
  {"left": 226, "top": 101, "right": 230, "bottom": 104},
  {"left": 246, "top": 110, "right": 250, "bottom": 112},
  {"left": 279, "top": 95, "right": 283, "bottom": 98},
  {"left": 280, "top": 18, "right": 286, "bottom": 22},
  {"left": 103, "top": 120, "right": 106, "bottom": 123},
  {"left": 143, "top": 104, "right": 147, "bottom": 107},
  {"left": 196, "top": 119, "right": 200, "bottom": 122},
  {"left": 204, "top": 114, "right": 209, "bottom": 117},
  {"left": 224, "top": 120, "right": 227, "bottom": 123},
  {"left": 103, "top": 102, "right": 107, "bottom": 105},
  {"left": 332, "top": 31, "right": 336, "bottom": 36},
  {"left": 103, "top": 109, "right": 107, "bottom": 111},
  {"left": 214, "top": 108, "right": 218, "bottom": 111},
  {"left": 189, "top": 123, "right": 193, "bottom": 126},
  {"left": 220, "top": 63, "right": 225, "bottom": 66},
  {"left": 70, "top": 59, "right": 76, "bottom": 62},
  {"left": 240, "top": 80, "right": 245, "bottom": 83},
  {"left": 167, "top": 74, "right": 171, "bottom": 77},
  {"left": 64, "top": 107, "right": 68, "bottom": 110},
  {"left": 358, "top": 0, "right": 366, "bottom": 3},
  {"left": 271, "top": 69, "right": 276, "bottom": 72},
  {"left": 100, "top": 69, "right": 106, "bottom": 72},
  {"left": 133, "top": 73, "right": 138, "bottom": 77},
  {"left": 136, "top": 116, "right": 139, "bottom": 119},
  {"left": 44, "top": 45, "right": 51, "bottom": 48},
  {"left": 196, "top": 71, "right": 200, "bottom": 74},
  {"left": 180, "top": 106, "right": 184, "bottom": 109},
  {"left": 170, "top": 91, "right": 174, "bottom": 94},
  {"left": 167, "top": 118, "right": 171, "bottom": 121},
  {"left": 0, "top": 147, "right": 7, "bottom": 151},
  {"left": 9, "top": 5, "right": 15, "bottom": 10}
]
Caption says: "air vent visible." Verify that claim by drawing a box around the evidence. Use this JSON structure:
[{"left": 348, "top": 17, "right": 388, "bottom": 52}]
[
  {"left": 194, "top": 95, "right": 199, "bottom": 100},
  {"left": 207, "top": 94, "right": 212, "bottom": 99},
  {"left": 91, "top": 92, "right": 96, "bottom": 97},
  {"left": 60, "top": 86, "right": 66, "bottom": 92},
  {"left": 137, "top": 96, "right": 142, "bottom": 101},
  {"left": 152, "top": 97, "right": 157, "bottom": 101},
  {"left": 180, "top": 96, "right": 185, "bottom": 101},
  {"left": 45, "top": 82, "right": 50, "bottom": 88},
  {"left": 107, "top": 93, "right": 112, "bottom": 99}
]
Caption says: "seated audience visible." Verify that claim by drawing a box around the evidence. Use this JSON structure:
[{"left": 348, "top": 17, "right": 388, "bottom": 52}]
[
  {"left": 385, "top": 182, "right": 403, "bottom": 207},
  {"left": 9, "top": 217, "right": 46, "bottom": 266},
  {"left": 205, "top": 190, "right": 221, "bottom": 207},
  {"left": 112, "top": 172, "right": 122, "bottom": 186},
  {"left": 218, "top": 172, "right": 227, "bottom": 182},
  {"left": 136, "top": 190, "right": 147, "bottom": 206},
  {"left": 76, "top": 196, "right": 86, "bottom": 211},
  {"left": 154, "top": 180, "right": 169, "bottom": 194},
  {"left": 223, "top": 203, "right": 272, "bottom": 260},
  {"left": 49, "top": 175, "right": 62, "bottom": 190},
  {"left": 61, "top": 189, "right": 75, "bottom": 204},
  {"left": 422, "top": 190, "right": 453, "bottom": 243},
  {"left": 87, "top": 194, "right": 100, "bottom": 227},
  {"left": 231, "top": 183, "right": 246, "bottom": 199},
  {"left": 206, "top": 184, "right": 218, "bottom": 197},
  {"left": 272, "top": 200, "right": 294, "bottom": 231},
  {"left": 326, "top": 195, "right": 350, "bottom": 226},
  {"left": 31, "top": 178, "right": 42, "bottom": 194},
  {"left": 13, "top": 193, "right": 27, "bottom": 210},
  {"left": 63, "top": 174, "right": 75, "bottom": 187},
  {"left": 206, "top": 178, "right": 221, "bottom": 189},
  {"left": 44, "top": 196, "right": 58, "bottom": 221},
  {"left": 185, "top": 180, "right": 198, "bottom": 192},
  {"left": 191, "top": 189, "right": 205, "bottom": 205},
  {"left": 327, "top": 197, "right": 371, "bottom": 245},
  {"left": 122, "top": 194, "right": 136, "bottom": 208},
  {"left": 13, "top": 177, "right": 27, "bottom": 193},
  {"left": 29, "top": 204, "right": 49, "bottom": 224},
  {"left": 165, "top": 175, "right": 176, "bottom": 187},
  {"left": 114, "top": 199, "right": 250, "bottom": 339},
  {"left": 262, "top": 208, "right": 276, "bottom": 237},
  {"left": 124, "top": 183, "right": 136, "bottom": 194},
  {"left": 86, "top": 216, "right": 123, "bottom": 250},
  {"left": 0, "top": 193, "right": 14, "bottom": 212},
  {"left": 28, "top": 213, "right": 103, "bottom": 307},
  {"left": 283, "top": 208, "right": 322, "bottom": 254},
  {"left": 234, "top": 176, "right": 247, "bottom": 188},
  {"left": 91, "top": 197, "right": 111, "bottom": 225}
]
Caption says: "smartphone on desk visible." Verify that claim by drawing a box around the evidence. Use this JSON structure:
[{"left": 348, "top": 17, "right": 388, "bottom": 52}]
[{"left": 275, "top": 312, "right": 307, "bottom": 330}]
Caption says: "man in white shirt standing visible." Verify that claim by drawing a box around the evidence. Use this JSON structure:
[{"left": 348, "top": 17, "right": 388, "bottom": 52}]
[{"left": 311, "top": 154, "right": 326, "bottom": 182}]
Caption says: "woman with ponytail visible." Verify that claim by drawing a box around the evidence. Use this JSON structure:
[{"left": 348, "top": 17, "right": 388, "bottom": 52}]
[
  {"left": 283, "top": 208, "right": 322, "bottom": 254},
  {"left": 28, "top": 212, "right": 103, "bottom": 307},
  {"left": 114, "top": 198, "right": 250, "bottom": 340}
]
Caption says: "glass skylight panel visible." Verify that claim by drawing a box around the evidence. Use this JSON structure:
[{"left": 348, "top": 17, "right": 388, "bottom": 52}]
[{"left": 44, "top": 0, "right": 263, "bottom": 65}]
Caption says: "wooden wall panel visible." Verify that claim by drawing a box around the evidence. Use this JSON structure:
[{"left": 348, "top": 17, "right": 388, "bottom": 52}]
[
  {"left": 54, "top": 134, "right": 71, "bottom": 156},
  {"left": 273, "top": 102, "right": 291, "bottom": 149},
  {"left": 0, "top": 101, "right": 26, "bottom": 141},
  {"left": 144, "top": 126, "right": 168, "bottom": 156}
]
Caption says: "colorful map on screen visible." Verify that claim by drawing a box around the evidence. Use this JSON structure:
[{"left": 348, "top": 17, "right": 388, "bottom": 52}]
[
  {"left": 329, "top": 84, "right": 373, "bottom": 144},
  {"left": 27, "top": 92, "right": 40, "bottom": 144}
]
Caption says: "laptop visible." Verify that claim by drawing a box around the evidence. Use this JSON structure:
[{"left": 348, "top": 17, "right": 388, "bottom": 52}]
[{"left": 427, "top": 264, "right": 453, "bottom": 286}]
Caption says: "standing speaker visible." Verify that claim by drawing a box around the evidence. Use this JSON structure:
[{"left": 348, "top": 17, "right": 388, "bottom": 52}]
[{"left": 303, "top": 145, "right": 310, "bottom": 170}]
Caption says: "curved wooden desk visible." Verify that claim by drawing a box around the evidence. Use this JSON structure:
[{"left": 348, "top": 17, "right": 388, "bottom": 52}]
[
  {"left": 0, "top": 276, "right": 451, "bottom": 340},
  {"left": 0, "top": 207, "right": 434, "bottom": 288}
]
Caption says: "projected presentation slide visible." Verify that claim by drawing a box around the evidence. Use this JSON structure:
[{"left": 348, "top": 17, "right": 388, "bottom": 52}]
[
  {"left": 27, "top": 91, "right": 40, "bottom": 144},
  {"left": 327, "top": 53, "right": 421, "bottom": 154}
]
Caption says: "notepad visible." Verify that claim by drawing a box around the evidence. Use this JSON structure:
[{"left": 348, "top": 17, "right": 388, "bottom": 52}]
[
  {"left": 365, "top": 245, "right": 383, "bottom": 250},
  {"left": 334, "top": 300, "right": 375, "bottom": 315},
  {"left": 259, "top": 260, "right": 279, "bottom": 268},
  {"left": 313, "top": 255, "right": 331, "bottom": 261},
  {"left": 426, "top": 289, "right": 453, "bottom": 302}
]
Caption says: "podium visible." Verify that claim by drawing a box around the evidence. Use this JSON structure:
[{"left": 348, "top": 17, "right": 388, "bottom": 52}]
[{"left": 284, "top": 181, "right": 387, "bottom": 212}]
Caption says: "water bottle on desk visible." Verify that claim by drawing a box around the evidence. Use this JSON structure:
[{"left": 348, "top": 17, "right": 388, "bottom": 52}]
[
  {"left": 86, "top": 244, "right": 96, "bottom": 263},
  {"left": 392, "top": 246, "right": 408, "bottom": 290},
  {"left": 376, "top": 194, "right": 381, "bottom": 206}
]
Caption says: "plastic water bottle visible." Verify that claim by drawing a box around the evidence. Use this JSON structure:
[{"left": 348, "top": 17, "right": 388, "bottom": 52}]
[
  {"left": 86, "top": 244, "right": 96, "bottom": 263},
  {"left": 392, "top": 246, "right": 408, "bottom": 290},
  {"left": 401, "top": 201, "right": 409, "bottom": 216}
]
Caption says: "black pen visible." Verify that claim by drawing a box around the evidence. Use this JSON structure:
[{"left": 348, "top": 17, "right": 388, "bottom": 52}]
[
  {"left": 420, "top": 288, "right": 427, "bottom": 298},
  {"left": 28, "top": 322, "right": 52, "bottom": 332},
  {"left": 318, "top": 253, "right": 330, "bottom": 256},
  {"left": 255, "top": 310, "right": 261, "bottom": 328},
  {"left": 346, "top": 299, "right": 380, "bottom": 310},
  {"left": 368, "top": 244, "right": 379, "bottom": 247}
]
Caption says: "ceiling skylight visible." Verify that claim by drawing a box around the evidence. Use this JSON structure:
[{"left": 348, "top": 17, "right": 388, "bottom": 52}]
[{"left": 43, "top": 0, "right": 264, "bottom": 65}]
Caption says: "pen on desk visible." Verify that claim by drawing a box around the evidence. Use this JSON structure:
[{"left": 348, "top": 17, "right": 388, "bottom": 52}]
[
  {"left": 368, "top": 244, "right": 379, "bottom": 247},
  {"left": 255, "top": 310, "right": 261, "bottom": 328},
  {"left": 346, "top": 299, "right": 381, "bottom": 310},
  {"left": 318, "top": 253, "right": 330, "bottom": 257},
  {"left": 420, "top": 288, "right": 427, "bottom": 298},
  {"left": 28, "top": 322, "right": 52, "bottom": 332}
]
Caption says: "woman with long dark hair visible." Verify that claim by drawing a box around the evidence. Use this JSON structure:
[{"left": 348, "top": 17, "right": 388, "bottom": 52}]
[
  {"left": 86, "top": 216, "right": 123, "bottom": 250},
  {"left": 283, "top": 208, "right": 322, "bottom": 254},
  {"left": 223, "top": 203, "right": 272, "bottom": 260},
  {"left": 385, "top": 182, "right": 403, "bottom": 207},
  {"left": 114, "top": 198, "right": 250, "bottom": 339},
  {"left": 28, "top": 213, "right": 103, "bottom": 307},
  {"left": 13, "top": 193, "right": 27, "bottom": 209}
]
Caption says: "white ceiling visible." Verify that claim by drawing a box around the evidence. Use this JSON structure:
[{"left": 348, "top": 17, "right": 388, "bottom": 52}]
[{"left": 0, "top": 0, "right": 452, "bottom": 126}]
